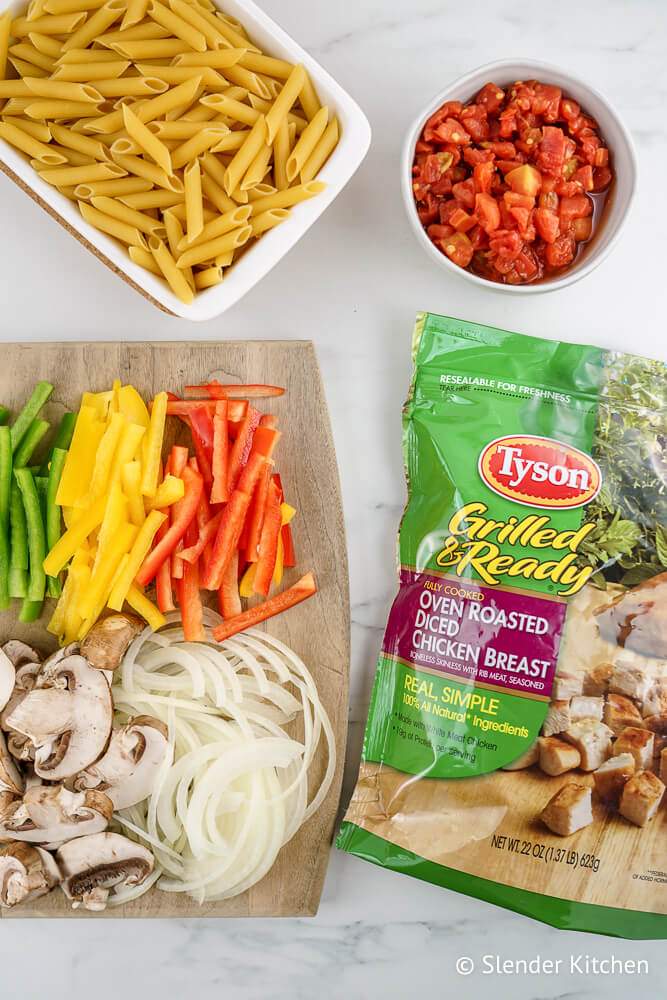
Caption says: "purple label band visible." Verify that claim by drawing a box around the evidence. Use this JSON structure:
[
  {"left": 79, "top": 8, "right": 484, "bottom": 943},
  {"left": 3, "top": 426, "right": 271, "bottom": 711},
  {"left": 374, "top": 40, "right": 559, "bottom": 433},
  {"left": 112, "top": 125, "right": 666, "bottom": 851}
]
[{"left": 382, "top": 568, "right": 567, "bottom": 699}]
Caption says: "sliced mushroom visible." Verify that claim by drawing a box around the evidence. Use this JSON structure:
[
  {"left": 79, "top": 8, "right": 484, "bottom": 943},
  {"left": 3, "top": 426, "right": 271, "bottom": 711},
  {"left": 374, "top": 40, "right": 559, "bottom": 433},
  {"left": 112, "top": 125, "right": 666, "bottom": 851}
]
[
  {"left": 57, "top": 832, "right": 154, "bottom": 911},
  {"left": 5, "top": 653, "right": 112, "bottom": 780},
  {"left": 80, "top": 613, "right": 144, "bottom": 672},
  {"left": 0, "top": 731, "right": 23, "bottom": 796},
  {"left": 72, "top": 716, "right": 169, "bottom": 810},
  {"left": 0, "top": 842, "right": 60, "bottom": 907},
  {"left": 0, "top": 649, "right": 15, "bottom": 715},
  {"left": 0, "top": 784, "right": 112, "bottom": 843},
  {"left": 1, "top": 659, "right": 42, "bottom": 733},
  {"left": 1, "top": 641, "right": 40, "bottom": 668}
]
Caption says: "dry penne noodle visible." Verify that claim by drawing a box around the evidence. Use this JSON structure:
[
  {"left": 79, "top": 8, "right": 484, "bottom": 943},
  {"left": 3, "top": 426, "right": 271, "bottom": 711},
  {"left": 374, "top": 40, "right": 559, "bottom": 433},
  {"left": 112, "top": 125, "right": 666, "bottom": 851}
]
[
  {"left": 0, "top": 11, "right": 11, "bottom": 78},
  {"left": 272, "top": 116, "right": 290, "bottom": 191},
  {"left": 108, "top": 38, "right": 191, "bottom": 58},
  {"left": 120, "top": 188, "right": 183, "bottom": 209},
  {"left": 229, "top": 183, "right": 248, "bottom": 204},
  {"left": 173, "top": 47, "right": 244, "bottom": 68},
  {"left": 286, "top": 105, "right": 328, "bottom": 182},
  {"left": 23, "top": 79, "right": 103, "bottom": 103},
  {"left": 8, "top": 56, "right": 48, "bottom": 77},
  {"left": 3, "top": 116, "right": 51, "bottom": 141},
  {"left": 223, "top": 64, "right": 270, "bottom": 99},
  {"left": 122, "top": 103, "right": 172, "bottom": 175},
  {"left": 176, "top": 203, "right": 250, "bottom": 250},
  {"left": 300, "top": 117, "right": 338, "bottom": 181},
  {"left": 2, "top": 97, "right": 36, "bottom": 115},
  {"left": 11, "top": 13, "right": 86, "bottom": 36},
  {"left": 248, "top": 93, "right": 307, "bottom": 134},
  {"left": 176, "top": 223, "right": 250, "bottom": 268},
  {"left": 50, "top": 122, "right": 110, "bottom": 160},
  {"left": 38, "top": 160, "right": 126, "bottom": 185},
  {"left": 49, "top": 143, "right": 95, "bottom": 166},
  {"left": 214, "top": 250, "right": 233, "bottom": 266},
  {"left": 27, "top": 31, "right": 62, "bottom": 57},
  {"left": 53, "top": 59, "right": 130, "bottom": 80},
  {"left": 166, "top": 200, "right": 215, "bottom": 225},
  {"left": 250, "top": 207, "right": 290, "bottom": 237},
  {"left": 112, "top": 151, "right": 182, "bottom": 191},
  {"left": 128, "top": 242, "right": 161, "bottom": 274},
  {"left": 79, "top": 198, "right": 143, "bottom": 245},
  {"left": 110, "top": 136, "right": 143, "bottom": 156},
  {"left": 238, "top": 51, "right": 293, "bottom": 80},
  {"left": 25, "top": 99, "right": 104, "bottom": 120},
  {"left": 198, "top": 7, "right": 258, "bottom": 51},
  {"left": 0, "top": 119, "right": 66, "bottom": 163},
  {"left": 135, "top": 63, "right": 226, "bottom": 89},
  {"left": 146, "top": 0, "right": 206, "bottom": 52},
  {"left": 44, "top": 0, "right": 107, "bottom": 12},
  {"left": 210, "top": 130, "right": 248, "bottom": 154},
  {"left": 222, "top": 113, "right": 266, "bottom": 195},
  {"left": 56, "top": 47, "right": 127, "bottom": 63},
  {"left": 121, "top": 0, "right": 148, "bottom": 28},
  {"left": 0, "top": 80, "right": 33, "bottom": 98},
  {"left": 264, "top": 63, "right": 306, "bottom": 143},
  {"left": 169, "top": 123, "right": 228, "bottom": 169},
  {"left": 168, "top": 0, "right": 226, "bottom": 49},
  {"left": 240, "top": 140, "right": 272, "bottom": 190},
  {"left": 247, "top": 182, "right": 277, "bottom": 200},
  {"left": 162, "top": 207, "right": 194, "bottom": 289},
  {"left": 148, "top": 234, "right": 193, "bottom": 303},
  {"left": 9, "top": 40, "right": 56, "bottom": 71},
  {"left": 193, "top": 265, "right": 222, "bottom": 289},
  {"left": 200, "top": 169, "right": 235, "bottom": 214},
  {"left": 74, "top": 176, "right": 153, "bottom": 197},
  {"left": 299, "top": 72, "right": 322, "bottom": 121},
  {"left": 150, "top": 118, "right": 214, "bottom": 139},
  {"left": 91, "top": 195, "right": 166, "bottom": 235},
  {"left": 93, "top": 77, "right": 168, "bottom": 98},
  {"left": 249, "top": 181, "right": 325, "bottom": 214},
  {"left": 200, "top": 92, "right": 259, "bottom": 127},
  {"left": 183, "top": 157, "right": 203, "bottom": 242},
  {"left": 61, "top": 0, "right": 125, "bottom": 51},
  {"left": 255, "top": 72, "right": 282, "bottom": 100},
  {"left": 95, "top": 22, "right": 170, "bottom": 46}
]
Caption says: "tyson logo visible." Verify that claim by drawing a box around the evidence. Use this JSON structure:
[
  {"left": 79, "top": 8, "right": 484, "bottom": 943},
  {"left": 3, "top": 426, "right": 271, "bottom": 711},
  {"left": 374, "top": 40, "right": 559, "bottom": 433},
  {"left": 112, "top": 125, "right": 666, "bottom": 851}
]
[{"left": 478, "top": 435, "right": 602, "bottom": 509}]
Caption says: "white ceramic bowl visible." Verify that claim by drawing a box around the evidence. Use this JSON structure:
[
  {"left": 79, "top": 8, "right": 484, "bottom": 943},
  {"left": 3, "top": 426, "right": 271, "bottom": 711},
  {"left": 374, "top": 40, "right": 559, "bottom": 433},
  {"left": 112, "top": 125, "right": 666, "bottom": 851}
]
[
  {"left": 401, "top": 59, "right": 637, "bottom": 294},
  {"left": 0, "top": 0, "right": 371, "bottom": 321}
]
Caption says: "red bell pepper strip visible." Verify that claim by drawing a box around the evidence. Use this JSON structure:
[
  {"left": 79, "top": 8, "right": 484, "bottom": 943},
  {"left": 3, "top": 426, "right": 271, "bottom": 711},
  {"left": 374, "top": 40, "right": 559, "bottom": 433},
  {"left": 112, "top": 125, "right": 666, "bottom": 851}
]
[
  {"left": 227, "top": 407, "right": 259, "bottom": 493},
  {"left": 212, "top": 572, "right": 317, "bottom": 642},
  {"left": 170, "top": 445, "right": 188, "bottom": 478},
  {"left": 185, "top": 383, "right": 285, "bottom": 399},
  {"left": 136, "top": 465, "right": 203, "bottom": 587},
  {"left": 210, "top": 400, "right": 229, "bottom": 504},
  {"left": 167, "top": 399, "right": 248, "bottom": 422},
  {"left": 172, "top": 456, "right": 201, "bottom": 579},
  {"left": 253, "top": 477, "right": 282, "bottom": 596},
  {"left": 259, "top": 414, "right": 277, "bottom": 428},
  {"left": 178, "top": 510, "right": 222, "bottom": 565},
  {"left": 218, "top": 549, "right": 242, "bottom": 618},
  {"left": 202, "top": 455, "right": 268, "bottom": 590},
  {"left": 245, "top": 463, "right": 272, "bottom": 561},
  {"left": 179, "top": 519, "right": 205, "bottom": 642},
  {"left": 154, "top": 458, "right": 175, "bottom": 613},
  {"left": 282, "top": 522, "right": 297, "bottom": 567},
  {"left": 186, "top": 413, "right": 213, "bottom": 487}
]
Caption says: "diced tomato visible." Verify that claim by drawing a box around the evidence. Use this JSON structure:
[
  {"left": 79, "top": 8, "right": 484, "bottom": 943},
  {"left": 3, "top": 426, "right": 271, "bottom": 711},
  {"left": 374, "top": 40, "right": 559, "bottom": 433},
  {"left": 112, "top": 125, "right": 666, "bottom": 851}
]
[
  {"left": 489, "top": 229, "right": 523, "bottom": 262},
  {"left": 560, "top": 98, "right": 580, "bottom": 122},
  {"left": 473, "top": 160, "right": 495, "bottom": 194},
  {"left": 504, "top": 191, "right": 534, "bottom": 211},
  {"left": 451, "top": 178, "right": 476, "bottom": 209},
  {"left": 559, "top": 195, "right": 592, "bottom": 227},
  {"left": 468, "top": 224, "right": 489, "bottom": 250},
  {"left": 482, "top": 141, "right": 516, "bottom": 159},
  {"left": 449, "top": 208, "right": 476, "bottom": 232},
  {"left": 498, "top": 106, "right": 518, "bottom": 137},
  {"left": 474, "top": 193, "right": 501, "bottom": 234},
  {"left": 460, "top": 104, "right": 489, "bottom": 142},
  {"left": 537, "top": 126, "right": 567, "bottom": 175},
  {"left": 545, "top": 234, "right": 576, "bottom": 269},
  {"left": 511, "top": 247, "right": 541, "bottom": 282},
  {"left": 534, "top": 207, "right": 560, "bottom": 244},
  {"left": 476, "top": 82, "right": 505, "bottom": 115},
  {"left": 539, "top": 189, "right": 559, "bottom": 212},
  {"left": 594, "top": 147, "right": 609, "bottom": 167},
  {"left": 508, "top": 206, "right": 532, "bottom": 233},
  {"left": 440, "top": 231, "right": 474, "bottom": 267},
  {"left": 433, "top": 117, "right": 471, "bottom": 145},
  {"left": 579, "top": 129, "right": 601, "bottom": 164},
  {"left": 427, "top": 223, "right": 455, "bottom": 242},
  {"left": 422, "top": 152, "right": 454, "bottom": 183},
  {"left": 505, "top": 164, "right": 542, "bottom": 197},
  {"left": 532, "top": 83, "right": 561, "bottom": 122},
  {"left": 556, "top": 179, "right": 582, "bottom": 198},
  {"left": 593, "top": 166, "right": 613, "bottom": 191},
  {"left": 463, "top": 146, "right": 494, "bottom": 166},
  {"left": 573, "top": 216, "right": 593, "bottom": 242},
  {"left": 574, "top": 164, "right": 594, "bottom": 192}
]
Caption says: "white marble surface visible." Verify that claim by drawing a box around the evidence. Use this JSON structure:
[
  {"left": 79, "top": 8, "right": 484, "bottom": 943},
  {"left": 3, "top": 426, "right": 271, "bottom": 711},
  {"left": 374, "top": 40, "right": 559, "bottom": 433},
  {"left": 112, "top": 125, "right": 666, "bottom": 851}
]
[{"left": 1, "top": 0, "right": 667, "bottom": 996}]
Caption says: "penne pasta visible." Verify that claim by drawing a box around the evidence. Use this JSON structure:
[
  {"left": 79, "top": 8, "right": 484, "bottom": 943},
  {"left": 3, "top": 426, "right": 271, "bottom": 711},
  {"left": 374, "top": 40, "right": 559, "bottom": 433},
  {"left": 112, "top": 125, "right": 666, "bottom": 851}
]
[
  {"left": 11, "top": 13, "right": 87, "bottom": 36},
  {"left": 0, "top": 11, "right": 11, "bottom": 79},
  {"left": 49, "top": 143, "right": 96, "bottom": 165},
  {"left": 91, "top": 195, "right": 166, "bottom": 235},
  {"left": 264, "top": 63, "right": 306, "bottom": 143},
  {"left": 50, "top": 122, "right": 111, "bottom": 160},
  {"left": 135, "top": 63, "right": 226, "bottom": 89},
  {"left": 122, "top": 103, "right": 173, "bottom": 175},
  {"left": 223, "top": 64, "right": 271, "bottom": 100},
  {"left": 238, "top": 51, "right": 293, "bottom": 81},
  {"left": 176, "top": 203, "right": 250, "bottom": 250},
  {"left": 2, "top": 97, "right": 40, "bottom": 115},
  {"left": 169, "top": 123, "right": 227, "bottom": 169},
  {"left": 56, "top": 47, "right": 127, "bottom": 63},
  {"left": 197, "top": 7, "right": 258, "bottom": 52},
  {"left": 121, "top": 0, "right": 148, "bottom": 28},
  {"left": 173, "top": 47, "right": 244, "bottom": 69},
  {"left": 200, "top": 169, "right": 235, "bottom": 214},
  {"left": 200, "top": 92, "right": 258, "bottom": 127},
  {"left": 9, "top": 41, "right": 56, "bottom": 71},
  {"left": 183, "top": 157, "right": 203, "bottom": 242},
  {"left": 150, "top": 118, "right": 212, "bottom": 139},
  {"left": 299, "top": 72, "right": 322, "bottom": 121},
  {"left": 25, "top": 99, "right": 105, "bottom": 120},
  {"left": 176, "top": 223, "right": 250, "bottom": 268},
  {"left": 3, "top": 116, "right": 51, "bottom": 141},
  {"left": 146, "top": 0, "right": 206, "bottom": 53},
  {"left": 128, "top": 243, "right": 161, "bottom": 275},
  {"left": 249, "top": 207, "right": 290, "bottom": 237},
  {"left": 79, "top": 198, "right": 143, "bottom": 245},
  {"left": 193, "top": 265, "right": 222, "bottom": 289},
  {"left": 0, "top": 119, "right": 67, "bottom": 164},
  {"left": 112, "top": 151, "right": 182, "bottom": 191},
  {"left": 0, "top": 80, "right": 33, "bottom": 98},
  {"left": 148, "top": 234, "right": 193, "bottom": 303},
  {"left": 61, "top": 0, "right": 126, "bottom": 51},
  {"left": 90, "top": 77, "right": 168, "bottom": 98},
  {"left": 272, "top": 116, "right": 290, "bottom": 191},
  {"left": 162, "top": 207, "right": 194, "bottom": 289},
  {"left": 27, "top": 31, "right": 62, "bottom": 57},
  {"left": 74, "top": 176, "right": 153, "bottom": 197},
  {"left": 8, "top": 56, "right": 49, "bottom": 78},
  {"left": 165, "top": 200, "right": 215, "bottom": 225},
  {"left": 110, "top": 136, "right": 143, "bottom": 156},
  {"left": 210, "top": 130, "right": 249, "bottom": 154},
  {"left": 300, "top": 116, "right": 338, "bottom": 181},
  {"left": 248, "top": 180, "right": 325, "bottom": 215},
  {"left": 214, "top": 250, "right": 233, "bottom": 266},
  {"left": 53, "top": 59, "right": 130, "bottom": 80},
  {"left": 23, "top": 78, "right": 103, "bottom": 103},
  {"left": 120, "top": 188, "right": 182, "bottom": 209},
  {"left": 168, "top": 0, "right": 226, "bottom": 50},
  {"left": 240, "top": 140, "right": 272, "bottom": 190},
  {"left": 248, "top": 93, "right": 307, "bottom": 134},
  {"left": 286, "top": 105, "right": 328, "bottom": 182},
  {"left": 95, "top": 22, "right": 171, "bottom": 45},
  {"left": 38, "top": 160, "right": 126, "bottom": 184},
  {"left": 247, "top": 182, "right": 277, "bottom": 200},
  {"left": 108, "top": 38, "right": 191, "bottom": 59},
  {"left": 44, "top": 0, "right": 107, "bottom": 12},
  {"left": 222, "top": 113, "right": 266, "bottom": 195}
]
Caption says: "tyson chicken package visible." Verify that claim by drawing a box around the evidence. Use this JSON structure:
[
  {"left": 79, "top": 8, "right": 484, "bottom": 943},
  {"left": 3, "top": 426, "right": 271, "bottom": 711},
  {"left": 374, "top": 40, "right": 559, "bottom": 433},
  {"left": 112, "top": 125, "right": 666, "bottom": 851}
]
[{"left": 338, "top": 312, "right": 667, "bottom": 939}]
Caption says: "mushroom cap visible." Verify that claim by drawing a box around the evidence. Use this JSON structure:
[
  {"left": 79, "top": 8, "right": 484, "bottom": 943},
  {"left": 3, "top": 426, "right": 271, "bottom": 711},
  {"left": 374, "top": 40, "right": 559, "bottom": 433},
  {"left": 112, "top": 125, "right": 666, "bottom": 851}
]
[
  {"left": 0, "top": 842, "right": 60, "bottom": 907},
  {"left": 0, "top": 784, "right": 112, "bottom": 844},
  {"left": 1, "top": 641, "right": 41, "bottom": 668},
  {"left": 1, "top": 660, "right": 42, "bottom": 733},
  {"left": 80, "top": 613, "right": 145, "bottom": 672},
  {"left": 73, "top": 715, "right": 170, "bottom": 810},
  {"left": 5, "top": 654, "right": 113, "bottom": 780},
  {"left": 0, "top": 731, "right": 24, "bottom": 796},
  {"left": 0, "top": 649, "right": 15, "bottom": 716},
  {"left": 57, "top": 832, "right": 154, "bottom": 911}
]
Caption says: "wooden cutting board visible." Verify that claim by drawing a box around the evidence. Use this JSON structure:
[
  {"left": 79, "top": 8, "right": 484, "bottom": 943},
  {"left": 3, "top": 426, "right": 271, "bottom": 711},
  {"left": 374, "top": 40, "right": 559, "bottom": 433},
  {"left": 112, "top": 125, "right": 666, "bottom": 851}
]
[{"left": 0, "top": 340, "right": 349, "bottom": 918}]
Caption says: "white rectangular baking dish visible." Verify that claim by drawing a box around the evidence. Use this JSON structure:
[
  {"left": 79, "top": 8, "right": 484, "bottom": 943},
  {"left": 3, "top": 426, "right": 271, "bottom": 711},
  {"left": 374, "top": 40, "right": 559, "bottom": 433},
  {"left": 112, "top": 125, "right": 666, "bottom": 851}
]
[{"left": 0, "top": 0, "right": 371, "bottom": 320}]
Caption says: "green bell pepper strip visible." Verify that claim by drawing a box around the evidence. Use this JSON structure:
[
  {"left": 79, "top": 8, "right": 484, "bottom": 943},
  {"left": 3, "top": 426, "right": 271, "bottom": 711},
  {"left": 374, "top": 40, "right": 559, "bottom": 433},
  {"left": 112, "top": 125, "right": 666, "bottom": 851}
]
[
  {"left": 45, "top": 448, "right": 67, "bottom": 599},
  {"left": 14, "top": 468, "right": 46, "bottom": 603},
  {"left": 10, "top": 381, "right": 53, "bottom": 452},
  {"left": 9, "top": 481, "right": 28, "bottom": 599},
  {"left": 0, "top": 406, "right": 9, "bottom": 426},
  {"left": 14, "top": 418, "right": 49, "bottom": 470},
  {"left": 19, "top": 599, "right": 43, "bottom": 622},
  {"left": 39, "top": 412, "right": 75, "bottom": 475},
  {"left": 0, "top": 427, "right": 11, "bottom": 609}
]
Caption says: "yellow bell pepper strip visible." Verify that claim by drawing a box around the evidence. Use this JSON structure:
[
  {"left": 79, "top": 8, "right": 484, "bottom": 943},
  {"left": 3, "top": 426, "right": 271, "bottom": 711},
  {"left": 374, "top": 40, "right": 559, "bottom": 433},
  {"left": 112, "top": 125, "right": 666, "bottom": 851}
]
[
  {"left": 107, "top": 510, "right": 166, "bottom": 611},
  {"left": 239, "top": 561, "right": 256, "bottom": 598},
  {"left": 76, "top": 411, "right": 126, "bottom": 508},
  {"left": 146, "top": 475, "right": 184, "bottom": 511},
  {"left": 272, "top": 502, "right": 296, "bottom": 587},
  {"left": 81, "top": 390, "right": 111, "bottom": 421},
  {"left": 126, "top": 583, "right": 166, "bottom": 631},
  {"left": 90, "top": 482, "right": 128, "bottom": 576},
  {"left": 47, "top": 546, "right": 90, "bottom": 638},
  {"left": 78, "top": 521, "right": 137, "bottom": 621},
  {"left": 118, "top": 384, "right": 150, "bottom": 427},
  {"left": 111, "top": 378, "right": 121, "bottom": 415},
  {"left": 141, "top": 391, "right": 168, "bottom": 497},
  {"left": 43, "top": 494, "right": 106, "bottom": 576},
  {"left": 56, "top": 406, "right": 105, "bottom": 507},
  {"left": 109, "top": 422, "right": 145, "bottom": 486},
  {"left": 63, "top": 560, "right": 91, "bottom": 644},
  {"left": 121, "top": 460, "right": 145, "bottom": 526}
]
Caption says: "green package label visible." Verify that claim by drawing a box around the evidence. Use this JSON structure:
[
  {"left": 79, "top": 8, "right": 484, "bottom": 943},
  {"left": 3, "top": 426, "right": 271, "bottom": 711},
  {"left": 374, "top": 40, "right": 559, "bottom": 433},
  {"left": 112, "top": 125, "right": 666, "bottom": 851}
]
[{"left": 339, "top": 313, "right": 667, "bottom": 939}]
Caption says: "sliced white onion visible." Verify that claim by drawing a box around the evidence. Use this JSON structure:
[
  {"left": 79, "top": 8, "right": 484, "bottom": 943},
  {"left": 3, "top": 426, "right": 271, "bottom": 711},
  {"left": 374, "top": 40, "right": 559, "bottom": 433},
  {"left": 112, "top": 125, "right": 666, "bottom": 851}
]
[{"left": 110, "top": 616, "right": 336, "bottom": 905}]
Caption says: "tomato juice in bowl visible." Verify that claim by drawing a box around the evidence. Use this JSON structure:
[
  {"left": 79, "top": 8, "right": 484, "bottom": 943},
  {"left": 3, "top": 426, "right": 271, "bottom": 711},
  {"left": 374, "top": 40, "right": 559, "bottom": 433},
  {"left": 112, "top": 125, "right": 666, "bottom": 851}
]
[{"left": 401, "top": 60, "right": 637, "bottom": 293}]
